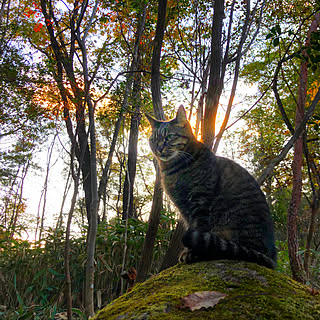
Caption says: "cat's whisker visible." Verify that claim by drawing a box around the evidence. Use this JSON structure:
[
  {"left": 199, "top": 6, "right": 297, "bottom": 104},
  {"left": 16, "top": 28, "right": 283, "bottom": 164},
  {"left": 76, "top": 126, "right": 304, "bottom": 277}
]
[{"left": 176, "top": 150, "right": 193, "bottom": 162}]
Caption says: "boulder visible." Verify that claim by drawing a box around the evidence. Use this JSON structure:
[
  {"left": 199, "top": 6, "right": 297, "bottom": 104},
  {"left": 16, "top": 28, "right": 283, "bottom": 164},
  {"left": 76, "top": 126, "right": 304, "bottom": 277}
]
[{"left": 93, "top": 260, "right": 320, "bottom": 320}]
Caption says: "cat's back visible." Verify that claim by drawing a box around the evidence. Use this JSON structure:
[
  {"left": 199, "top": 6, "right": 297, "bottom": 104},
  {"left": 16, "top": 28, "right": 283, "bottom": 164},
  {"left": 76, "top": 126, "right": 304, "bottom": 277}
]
[
  {"left": 215, "top": 156, "right": 260, "bottom": 192},
  {"left": 214, "top": 155, "right": 270, "bottom": 213}
]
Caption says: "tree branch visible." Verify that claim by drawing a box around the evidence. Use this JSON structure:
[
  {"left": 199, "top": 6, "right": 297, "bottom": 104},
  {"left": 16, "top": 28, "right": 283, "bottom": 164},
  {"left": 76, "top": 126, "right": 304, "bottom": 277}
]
[{"left": 257, "top": 85, "right": 320, "bottom": 185}]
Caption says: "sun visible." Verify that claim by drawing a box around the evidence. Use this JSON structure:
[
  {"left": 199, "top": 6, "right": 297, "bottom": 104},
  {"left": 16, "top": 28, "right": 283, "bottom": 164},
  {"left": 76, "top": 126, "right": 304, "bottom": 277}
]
[{"left": 189, "top": 106, "right": 225, "bottom": 141}]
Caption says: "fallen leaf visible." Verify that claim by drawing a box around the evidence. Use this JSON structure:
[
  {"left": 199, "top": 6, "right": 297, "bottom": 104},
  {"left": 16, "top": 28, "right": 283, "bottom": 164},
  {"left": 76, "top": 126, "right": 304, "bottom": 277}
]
[
  {"left": 180, "top": 290, "right": 227, "bottom": 311},
  {"left": 306, "top": 287, "right": 320, "bottom": 296}
]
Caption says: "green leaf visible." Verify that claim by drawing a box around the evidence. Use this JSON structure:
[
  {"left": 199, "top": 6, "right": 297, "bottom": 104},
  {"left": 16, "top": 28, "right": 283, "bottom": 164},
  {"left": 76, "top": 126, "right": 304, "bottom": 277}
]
[
  {"left": 310, "top": 55, "right": 317, "bottom": 63},
  {"left": 266, "top": 33, "right": 274, "bottom": 40},
  {"left": 273, "top": 37, "right": 280, "bottom": 46},
  {"left": 270, "top": 26, "right": 277, "bottom": 35},
  {"left": 72, "top": 308, "right": 87, "bottom": 320},
  {"left": 48, "top": 268, "right": 64, "bottom": 278},
  {"left": 311, "top": 64, "right": 318, "bottom": 72}
]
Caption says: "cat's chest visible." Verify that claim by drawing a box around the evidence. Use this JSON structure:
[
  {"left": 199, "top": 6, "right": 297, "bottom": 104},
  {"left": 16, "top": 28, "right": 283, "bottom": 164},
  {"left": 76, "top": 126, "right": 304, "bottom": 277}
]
[{"left": 162, "top": 168, "right": 213, "bottom": 206}]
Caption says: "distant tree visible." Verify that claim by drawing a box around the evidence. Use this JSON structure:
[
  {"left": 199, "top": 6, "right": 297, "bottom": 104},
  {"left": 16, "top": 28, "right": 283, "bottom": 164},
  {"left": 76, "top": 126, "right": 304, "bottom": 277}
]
[
  {"left": 28, "top": 0, "right": 149, "bottom": 316},
  {"left": 0, "top": 0, "right": 52, "bottom": 237}
]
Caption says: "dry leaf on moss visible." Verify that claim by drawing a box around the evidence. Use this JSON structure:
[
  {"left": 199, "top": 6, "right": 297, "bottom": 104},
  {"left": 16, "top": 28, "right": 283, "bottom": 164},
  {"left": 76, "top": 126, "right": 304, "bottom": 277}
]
[{"left": 180, "top": 290, "right": 227, "bottom": 311}]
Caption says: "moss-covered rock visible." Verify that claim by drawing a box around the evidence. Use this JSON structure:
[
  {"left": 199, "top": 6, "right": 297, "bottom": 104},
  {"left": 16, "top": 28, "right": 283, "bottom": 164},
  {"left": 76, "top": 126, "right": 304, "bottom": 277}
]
[{"left": 93, "top": 260, "right": 320, "bottom": 320}]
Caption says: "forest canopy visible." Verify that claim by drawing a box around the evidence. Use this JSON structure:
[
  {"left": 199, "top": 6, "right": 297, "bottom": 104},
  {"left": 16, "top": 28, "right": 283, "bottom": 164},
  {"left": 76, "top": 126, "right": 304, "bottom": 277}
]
[{"left": 1, "top": 0, "right": 320, "bottom": 319}]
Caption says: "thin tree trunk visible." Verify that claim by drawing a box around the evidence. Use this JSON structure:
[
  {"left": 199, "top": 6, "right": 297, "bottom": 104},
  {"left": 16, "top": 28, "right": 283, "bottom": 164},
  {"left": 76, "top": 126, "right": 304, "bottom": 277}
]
[
  {"left": 56, "top": 168, "right": 72, "bottom": 230},
  {"left": 78, "top": 22, "right": 99, "bottom": 316},
  {"left": 213, "top": 0, "right": 251, "bottom": 153},
  {"left": 3, "top": 166, "right": 20, "bottom": 229},
  {"left": 65, "top": 149, "right": 81, "bottom": 320},
  {"left": 304, "top": 197, "right": 319, "bottom": 274},
  {"left": 287, "top": 118, "right": 304, "bottom": 282},
  {"left": 203, "top": 0, "right": 224, "bottom": 148},
  {"left": 287, "top": 13, "right": 320, "bottom": 283},
  {"left": 303, "top": 138, "right": 320, "bottom": 273},
  {"left": 122, "top": 57, "right": 142, "bottom": 220},
  {"left": 136, "top": 162, "right": 163, "bottom": 282},
  {"left": 150, "top": 0, "right": 167, "bottom": 121},
  {"left": 136, "top": 0, "right": 167, "bottom": 283},
  {"left": 195, "top": 54, "right": 210, "bottom": 140},
  {"left": 159, "top": 0, "right": 225, "bottom": 272},
  {"left": 97, "top": 111, "right": 123, "bottom": 210},
  {"left": 159, "top": 220, "right": 185, "bottom": 271},
  {"left": 9, "top": 161, "right": 30, "bottom": 239},
  {"left": 85, "top": 100, "right": 98, "bottom": 317},
  {"left": 195, "top": 93, "right": 205, "bottom": 140},
  {"left": 257, "top": 85, "right": 320, "bottom": 185},
  {"left": 38, "top": 134, "right": 57, "bottom": 241}
]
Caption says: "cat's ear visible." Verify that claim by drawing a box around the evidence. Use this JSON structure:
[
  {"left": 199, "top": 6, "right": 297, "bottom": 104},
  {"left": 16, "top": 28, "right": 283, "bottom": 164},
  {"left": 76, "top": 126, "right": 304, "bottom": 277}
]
[
  {"left": 175, "top": 105, "right": 187, "bottom": 126},
  {"left": 145, "top": 113, "right": 157, "bottom": 129}
]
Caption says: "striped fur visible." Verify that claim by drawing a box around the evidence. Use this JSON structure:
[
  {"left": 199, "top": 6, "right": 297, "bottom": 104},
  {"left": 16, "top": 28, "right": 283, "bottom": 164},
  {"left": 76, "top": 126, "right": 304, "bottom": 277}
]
[{"left": 146, "top": 106, "right": 277, "bottom": 269}]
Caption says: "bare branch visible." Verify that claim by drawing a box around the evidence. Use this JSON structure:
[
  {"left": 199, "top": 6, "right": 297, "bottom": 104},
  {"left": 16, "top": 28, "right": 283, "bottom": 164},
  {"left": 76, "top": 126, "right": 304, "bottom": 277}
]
[
  {"left": 257, "top": 85, "right": 320, "bottom": 185},
  {"left": 213, "top": 0, "right": 251, "bottom": 152}
]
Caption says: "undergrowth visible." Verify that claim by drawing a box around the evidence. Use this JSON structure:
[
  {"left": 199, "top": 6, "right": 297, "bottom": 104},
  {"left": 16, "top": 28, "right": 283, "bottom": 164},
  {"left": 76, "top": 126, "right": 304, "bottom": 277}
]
[{"left": 0, "top": 213, "right": 175, "bottom": 319}]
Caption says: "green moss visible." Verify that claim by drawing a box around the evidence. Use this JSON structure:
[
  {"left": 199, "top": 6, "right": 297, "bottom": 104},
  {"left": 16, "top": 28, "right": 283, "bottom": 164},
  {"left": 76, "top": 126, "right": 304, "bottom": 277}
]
[{"left": 93, "top": 260, "right": 320, "bottom": 320}]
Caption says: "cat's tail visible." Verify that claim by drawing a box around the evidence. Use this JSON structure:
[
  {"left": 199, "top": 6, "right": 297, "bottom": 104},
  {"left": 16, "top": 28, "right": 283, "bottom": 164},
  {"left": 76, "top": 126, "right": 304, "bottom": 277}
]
[{"left": 181, "top": 229, "right": 277, "bottom": 269}]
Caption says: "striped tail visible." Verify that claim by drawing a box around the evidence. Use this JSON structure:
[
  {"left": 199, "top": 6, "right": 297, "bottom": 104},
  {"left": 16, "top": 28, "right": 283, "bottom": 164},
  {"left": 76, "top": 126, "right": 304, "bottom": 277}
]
[{"left": 180, "top": 229, "right": 276, "bottom": 269}]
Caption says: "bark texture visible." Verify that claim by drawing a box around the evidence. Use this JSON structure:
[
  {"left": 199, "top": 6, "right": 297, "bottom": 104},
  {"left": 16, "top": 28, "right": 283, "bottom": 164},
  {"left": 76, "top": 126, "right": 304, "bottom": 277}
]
[{"left": 136, "top": 0, "right": 167, "bottom": 283}]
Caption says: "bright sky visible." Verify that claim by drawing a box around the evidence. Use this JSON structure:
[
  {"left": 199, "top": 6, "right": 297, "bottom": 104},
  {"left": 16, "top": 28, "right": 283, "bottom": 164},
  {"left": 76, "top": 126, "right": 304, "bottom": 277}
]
[{"left": 20, "top": 78, "right": 257, "bottom": 241}]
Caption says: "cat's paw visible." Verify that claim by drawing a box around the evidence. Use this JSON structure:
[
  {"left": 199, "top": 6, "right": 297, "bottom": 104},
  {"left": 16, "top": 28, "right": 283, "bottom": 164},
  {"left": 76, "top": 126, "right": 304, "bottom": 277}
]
[{"left": 178, "top": 247, "right": 193, "bottom": 263}]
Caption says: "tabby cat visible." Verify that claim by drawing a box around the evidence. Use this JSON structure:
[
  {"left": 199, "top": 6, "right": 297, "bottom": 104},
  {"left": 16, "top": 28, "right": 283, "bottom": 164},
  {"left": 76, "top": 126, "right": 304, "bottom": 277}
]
[{"left": 146, "top": 105, "right": 277, "bottom": 269}]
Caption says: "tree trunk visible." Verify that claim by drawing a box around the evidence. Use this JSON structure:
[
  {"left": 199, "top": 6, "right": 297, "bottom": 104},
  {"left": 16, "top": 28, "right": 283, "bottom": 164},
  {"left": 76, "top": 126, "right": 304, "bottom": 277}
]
[
  {"left": 212, "top": 0, "right": 251, "bottom": 153},
  {"left": 136, "top": 162, "right": 163, "bottom": 282},
  {"left": 38, "top": 134, "right": 56, "bottom": 241},
  {"left": 159, "top": 220, "right": 185, "bottom": 271},
  {"left": 56, "top": 169, "right": 72, "bottom": 230},
  {"left": 85, "top": 101, "right": 98, "bottom": 317},
  {"left": 257, "top": 86, "right": 320, "bottom": 185},
  {"left": 65, "top": 149, "right": 80, "bottom": 320},
  {"left": 203, "top": 0, "right": 224, "bottom": 148},
  {"left": 159, "top": 0, "right": 226, "bottom": 272},
  {"left": 122, "top": 62, "right": 142, "bottom": 220},
  {"left": 287, "top": 129, "right": 304, "bottom": 283},
  {"left": 136, "top": 0, "right": 167, "bottom": 283},
  {"left": 98, "top": 111, "right": 123, "bottom": 210},
  {"left": 287, "top": 12, "right": 320, "bottom": 283},
  {"left": 80, "top": 28, "right": 99, "bottom": 317},
  {"left": 150, "top": 0, "right": 167, "bottom": 121},
  {"left": 304, "top": 196, "right": 319, "bottom": 274},
  {"left": 9, "top": 161, "right": 29, "bottom": 239},
  {"left": 303, "top": 141, "right": 320, "bottom": 274},
  {"left": 195, "top": 56, "right": 210, "bottom": 139}
]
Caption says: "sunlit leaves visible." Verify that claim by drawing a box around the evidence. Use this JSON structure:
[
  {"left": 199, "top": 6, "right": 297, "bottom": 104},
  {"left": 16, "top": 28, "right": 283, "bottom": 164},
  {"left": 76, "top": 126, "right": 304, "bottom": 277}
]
[
  {"left": 295, "top": 30, "right": 320, "bottom": 72},
  {"left": 309, "top": 114, "right": 320, "bottom": 132}
]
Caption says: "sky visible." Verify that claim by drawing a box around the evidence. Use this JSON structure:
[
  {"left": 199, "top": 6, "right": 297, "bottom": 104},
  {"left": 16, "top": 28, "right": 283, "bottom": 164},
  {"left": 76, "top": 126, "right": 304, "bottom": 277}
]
[{"left": 23, "top": 87, "right": 253, "bottom": 223}]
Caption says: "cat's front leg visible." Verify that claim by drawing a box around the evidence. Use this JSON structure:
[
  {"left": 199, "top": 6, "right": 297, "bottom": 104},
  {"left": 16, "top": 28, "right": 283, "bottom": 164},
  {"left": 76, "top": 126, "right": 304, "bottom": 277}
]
[
  {"left": 179, "top": 229, "right": 206, "bottom": 263},
  {"left": 178, "top": 247, "right": 202, "bottom": 263}
]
